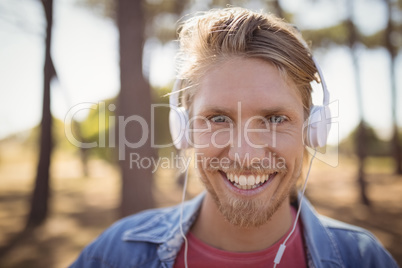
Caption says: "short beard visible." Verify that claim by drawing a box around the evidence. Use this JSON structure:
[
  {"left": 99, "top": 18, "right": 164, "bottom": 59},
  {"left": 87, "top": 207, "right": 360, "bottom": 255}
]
[
  {"left": 202, "top": 175, "right": 293, "bottom": 229},
  {"left": 196, "top": 154, "right": 299, "bottom": 229}
]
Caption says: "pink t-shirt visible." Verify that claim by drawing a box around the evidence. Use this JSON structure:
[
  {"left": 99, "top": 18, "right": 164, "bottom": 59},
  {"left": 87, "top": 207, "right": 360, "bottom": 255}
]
[{"left": 174, "top": 207, "right": 307, "bottom": 268}]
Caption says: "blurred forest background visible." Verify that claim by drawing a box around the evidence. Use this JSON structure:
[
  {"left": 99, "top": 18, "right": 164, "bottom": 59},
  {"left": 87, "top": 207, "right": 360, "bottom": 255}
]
[{"left": 0, "top": 0, "right": 402, "bottom": 267}]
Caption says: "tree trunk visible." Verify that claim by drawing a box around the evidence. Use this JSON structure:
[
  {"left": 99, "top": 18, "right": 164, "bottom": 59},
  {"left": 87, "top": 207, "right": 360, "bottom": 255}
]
[
  {"left": 356, "top": 122, "right": 370, "bottom": 205},
  {"left": 347, "top": 1, "right": 370, "bottom": 206},
  {"left": 26, "top": 0, "right": 55, "bottom": 228},
  {"left": 273, "top": 0, "right": 284, "bottom": 18},
  {"left": 385, "top": 0, "right": 402, "bottom": 174},
  {"left": 117, "top": 0, "right": 155, "bottom": 217}
]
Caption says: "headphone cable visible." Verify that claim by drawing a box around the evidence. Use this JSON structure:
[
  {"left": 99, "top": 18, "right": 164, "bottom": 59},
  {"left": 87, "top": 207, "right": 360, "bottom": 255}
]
[
  {"left": 273, "top": 149, "right": 317, "bottom": 267},
  {"left": 179, "top": 158, "right": 190, "bottom": 268}
]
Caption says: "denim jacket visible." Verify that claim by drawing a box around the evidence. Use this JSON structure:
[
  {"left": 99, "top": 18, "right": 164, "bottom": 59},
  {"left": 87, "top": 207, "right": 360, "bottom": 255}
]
[{"left": 71, "top": 193, "right": 398, "bottom": 268}]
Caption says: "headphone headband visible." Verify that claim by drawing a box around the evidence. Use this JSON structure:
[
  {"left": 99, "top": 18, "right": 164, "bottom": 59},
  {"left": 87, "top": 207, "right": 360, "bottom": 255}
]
[{"left": 312, "top": 56, "right": 330, "bottom": 106}]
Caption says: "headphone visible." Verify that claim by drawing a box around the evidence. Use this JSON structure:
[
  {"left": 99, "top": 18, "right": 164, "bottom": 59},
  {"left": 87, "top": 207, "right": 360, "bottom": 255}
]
[
  {"left": 169, "top": 79, "right": 190, "bottom": 150},
  {"left": 169, "top": 56, "right": 331, "bottom": 150}
]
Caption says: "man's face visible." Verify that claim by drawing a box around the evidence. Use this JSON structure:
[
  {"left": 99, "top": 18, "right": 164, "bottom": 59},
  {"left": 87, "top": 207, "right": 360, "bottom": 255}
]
[{"left": 191, "top": 57, "right": 306, "bottom": 228}]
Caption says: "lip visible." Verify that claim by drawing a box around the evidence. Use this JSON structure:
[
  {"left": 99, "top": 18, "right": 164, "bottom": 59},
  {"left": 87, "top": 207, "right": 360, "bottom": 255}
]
[{"left": 219, "top": 171, "right": 277, "bottom": 197}]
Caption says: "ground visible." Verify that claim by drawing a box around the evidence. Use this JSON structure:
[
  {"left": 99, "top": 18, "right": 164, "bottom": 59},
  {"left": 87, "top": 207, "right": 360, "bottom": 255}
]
[{"left": 0, "top": 142, "right": 401, "bottom": 267}]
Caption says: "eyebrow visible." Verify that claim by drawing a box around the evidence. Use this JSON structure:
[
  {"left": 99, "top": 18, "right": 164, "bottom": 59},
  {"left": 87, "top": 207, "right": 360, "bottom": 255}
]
[
  {"left": 259, "top": 107, "right": 299, "bottom": 115},
  {"left": 197, "top": 106, "right": 234, "bottom": 115},
  {"left": 197, "top": 105, "right": 298, "bottom": 116}
]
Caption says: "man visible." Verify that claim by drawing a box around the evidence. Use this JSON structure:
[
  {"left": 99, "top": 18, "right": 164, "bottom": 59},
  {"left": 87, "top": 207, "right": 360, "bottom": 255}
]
[{"left": 71, "top": 7, "right": 398, "bottom": 268}]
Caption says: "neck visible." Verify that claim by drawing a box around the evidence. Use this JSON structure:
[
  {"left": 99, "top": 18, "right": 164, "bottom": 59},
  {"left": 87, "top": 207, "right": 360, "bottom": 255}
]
[{"left": 191, "top": 193, "right": 293, "bottom": 252}]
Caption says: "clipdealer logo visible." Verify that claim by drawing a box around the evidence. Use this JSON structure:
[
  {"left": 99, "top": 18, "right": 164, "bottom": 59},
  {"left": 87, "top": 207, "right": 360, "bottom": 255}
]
[
  {"left": 128, "top": 152, "right": 285, "bottom": 174},
  {"left": 64, "top": 100, "right": 338, "bottom": 167}
]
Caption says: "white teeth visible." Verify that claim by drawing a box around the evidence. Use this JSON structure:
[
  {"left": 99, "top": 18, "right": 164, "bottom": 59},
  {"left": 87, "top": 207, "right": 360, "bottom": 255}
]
[
  {"left": 247, "top": 175, "right": 255, "bottom": 186},
  {"left": 225, "top": 172, "right": 277, "bottom": 190},
  {"left": 239, "top": 175, "right": 247, "bottom": 186}
]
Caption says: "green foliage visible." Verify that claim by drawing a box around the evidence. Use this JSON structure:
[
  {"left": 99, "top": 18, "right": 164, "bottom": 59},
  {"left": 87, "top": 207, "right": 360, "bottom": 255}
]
[
  {"left": 53, "top": 117, "right": 80, "bottom": 152},
  {"left": 71, "top": 85, "right": 176, "bottom": 163},
  {"left": 76, "top": 0, "right": 116, "bottom": 19},
  {"left": 302, "top": 9, "right": 402, "bottom": 50},
  {"left": 151, "top": 84, "right": 173, "bottom": 147},
  {"left": 302, "top": 22, "right": 350, "bottom": 48},
  {"left": 78, "top": 97, "right": 118, "bottom": 162},
  {"left": 301, "top": 21, "right": 397, "bottom": 49},
  {"left": 77, "top": 0, "right": 292, "bottom": 44},
  {"left": 0, "top": 117, "right": 80, "bottom": 155},
  {"left": 339, "top": 123, "right": 392, "bottom": 157},
  {"left": 77, "top": 0, "right": 185, "bottom": 42}
]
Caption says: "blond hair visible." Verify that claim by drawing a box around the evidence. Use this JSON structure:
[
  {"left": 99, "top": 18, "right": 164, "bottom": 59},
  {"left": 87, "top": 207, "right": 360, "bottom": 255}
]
[{"left": 176, "top": 7, "right": 317, "bottom": 116}]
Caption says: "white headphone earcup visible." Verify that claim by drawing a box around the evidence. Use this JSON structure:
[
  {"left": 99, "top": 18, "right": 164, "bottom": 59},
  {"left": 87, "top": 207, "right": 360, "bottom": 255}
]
[
  {"left": 169, "top": 106, "right": 189, "bottom": 149},
  {"left": 306, "top": 105, "right": 330, "bottom": 148}
]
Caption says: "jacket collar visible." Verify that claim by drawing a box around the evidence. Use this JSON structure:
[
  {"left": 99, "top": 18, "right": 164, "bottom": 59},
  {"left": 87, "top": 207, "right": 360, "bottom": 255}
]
[
  {"left": 122, "top": 192, "right": 205, "bottom": 261},
  {"left": 300, "top": 196, "right": 344, "bottom": 268}
]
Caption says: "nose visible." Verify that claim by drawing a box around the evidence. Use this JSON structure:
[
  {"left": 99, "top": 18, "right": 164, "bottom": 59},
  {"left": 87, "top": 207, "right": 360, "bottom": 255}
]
[{"left": 228, "top": 127, "right": 267, "bottom": 166}]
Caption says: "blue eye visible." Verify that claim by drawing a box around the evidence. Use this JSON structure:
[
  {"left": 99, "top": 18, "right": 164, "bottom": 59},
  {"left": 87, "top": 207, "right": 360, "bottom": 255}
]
[
  {"left": 269, "top": 115, "right": 286, "bottom": 124},
  {"left": 210, "top": 115, "right": 231, "bottom": 123}
]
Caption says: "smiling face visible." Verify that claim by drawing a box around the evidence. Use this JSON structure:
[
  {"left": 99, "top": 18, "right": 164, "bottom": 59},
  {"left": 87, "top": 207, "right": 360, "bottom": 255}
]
[{"left": 191, "top": 57, "right": 306, "bottom": 228}]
